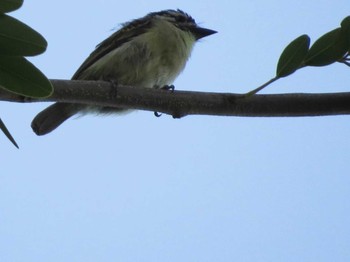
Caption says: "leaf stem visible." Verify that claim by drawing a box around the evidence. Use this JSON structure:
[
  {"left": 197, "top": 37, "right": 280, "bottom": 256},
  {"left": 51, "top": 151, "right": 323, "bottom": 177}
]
[{"left": 244, "top": 77, "right": 280, "bottom": 97}]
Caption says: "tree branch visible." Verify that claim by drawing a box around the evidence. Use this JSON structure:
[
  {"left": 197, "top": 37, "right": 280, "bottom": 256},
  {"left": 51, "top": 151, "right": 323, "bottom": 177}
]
[{"left": 1, "top": 79, "right": 350, "bottom": 117}]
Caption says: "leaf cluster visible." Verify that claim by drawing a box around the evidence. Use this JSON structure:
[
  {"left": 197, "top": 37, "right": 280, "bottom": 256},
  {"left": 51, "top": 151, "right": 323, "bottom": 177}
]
[
  {"left": 247, "top": 16, "right": 350, "bottom": 96},
  {"left": 0, "top": 0, "right": 52, "bottom": 148}
]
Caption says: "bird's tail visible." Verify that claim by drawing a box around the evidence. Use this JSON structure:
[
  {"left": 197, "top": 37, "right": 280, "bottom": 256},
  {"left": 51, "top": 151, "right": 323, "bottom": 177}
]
[{"left": 31, "top": 103, "right": 81, "bottom": 136}]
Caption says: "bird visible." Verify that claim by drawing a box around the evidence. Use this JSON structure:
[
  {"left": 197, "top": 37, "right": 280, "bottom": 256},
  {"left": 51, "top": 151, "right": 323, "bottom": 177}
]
[{"left": 31, "top": 9, "right": 216, "bottom": 135}]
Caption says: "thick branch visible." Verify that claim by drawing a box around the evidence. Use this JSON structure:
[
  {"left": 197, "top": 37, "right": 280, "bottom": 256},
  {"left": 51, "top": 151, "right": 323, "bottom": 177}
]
[{"left": 1, "top": 79, "right": 350, "bottom": 117}]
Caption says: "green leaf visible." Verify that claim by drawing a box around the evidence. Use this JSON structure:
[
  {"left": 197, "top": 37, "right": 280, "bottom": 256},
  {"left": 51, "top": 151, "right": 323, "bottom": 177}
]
[
  {"left": 0, "top": 55, "right": 53, "bottom": 98},
  {"left": 341, "top": 16, "right": 350, "bottom": 50},
  {"left": 0, "top": 117, "right": 19, "bottom": 148},
  {"left": 276, "top": 34, "right": 310, "bottom": 78},
  {"left": 341, "top": 16, "right": 350, "bottom": 30},
  {"left": 0, "top": 0, "right": 23, "bottom": 13},
  {"left": 0, "top": 14, "right": 47, "bottom": 56},
  {"left": 305, "top": 28, "right": 348, "bottom": 66}
]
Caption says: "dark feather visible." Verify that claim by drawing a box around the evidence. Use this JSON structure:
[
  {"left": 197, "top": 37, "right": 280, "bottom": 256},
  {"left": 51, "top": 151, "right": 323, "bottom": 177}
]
[{"left": 72, "top": 17, "right": 152, "bottom": 79}]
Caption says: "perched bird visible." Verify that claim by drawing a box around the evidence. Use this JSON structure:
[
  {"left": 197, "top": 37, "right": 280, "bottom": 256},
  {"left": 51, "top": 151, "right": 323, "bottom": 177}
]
[{"left": 31, "top": 9, "right": 216, "bottom": 135}]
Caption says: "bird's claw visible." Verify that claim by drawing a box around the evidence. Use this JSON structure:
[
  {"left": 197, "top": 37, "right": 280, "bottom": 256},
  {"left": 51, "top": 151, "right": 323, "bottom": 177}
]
[
  {"left": 161, "top": 84, "right": 175, "bottom": 92},
  {"left": 154, "top": 111, "right": 162, "bottom": 117},
  {"left": 154, "top": 85, "right": 175, "bottom": 117}
]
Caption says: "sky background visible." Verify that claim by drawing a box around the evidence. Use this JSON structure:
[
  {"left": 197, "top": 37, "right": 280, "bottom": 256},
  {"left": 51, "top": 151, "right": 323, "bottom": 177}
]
[{"left": 1, "top": 0, "right": 350, "bottom": 261}]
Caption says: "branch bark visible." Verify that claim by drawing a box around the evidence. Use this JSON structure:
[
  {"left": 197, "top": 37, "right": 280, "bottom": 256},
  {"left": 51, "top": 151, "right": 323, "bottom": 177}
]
[{"left": 1, "top": 79, "right": 350, "bottom": 117}]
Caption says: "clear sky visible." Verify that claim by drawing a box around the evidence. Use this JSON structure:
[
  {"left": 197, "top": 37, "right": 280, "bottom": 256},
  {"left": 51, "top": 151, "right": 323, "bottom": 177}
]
[{"left": 1, "top": 0, "right": 350, "bottom": 261}]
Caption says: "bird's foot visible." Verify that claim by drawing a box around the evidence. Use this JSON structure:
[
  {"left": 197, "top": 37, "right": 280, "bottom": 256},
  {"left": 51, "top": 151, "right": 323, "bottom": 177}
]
[
  {"left": 154, "top": 112, "right": 162, "bottom": 117},
  {"left": 154, "top": 85, "right": 175, "bottom": 117},
  {"left": 160, "top": 84, "right": 175, "bottom": 92},
  {"left": 108, "top": 80, "right": 119, "bottom": 99}
]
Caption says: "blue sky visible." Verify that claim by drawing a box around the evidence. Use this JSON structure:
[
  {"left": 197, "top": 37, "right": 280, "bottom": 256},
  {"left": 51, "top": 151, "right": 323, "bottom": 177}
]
[{"left": 1, "top": 0, "right": 350, "bottom": 261}]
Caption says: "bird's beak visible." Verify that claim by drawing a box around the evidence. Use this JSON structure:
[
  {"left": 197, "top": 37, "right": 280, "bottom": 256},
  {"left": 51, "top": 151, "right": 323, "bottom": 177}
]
[{"left": 190, "top": 26, "right": 217, "bottom": 40}]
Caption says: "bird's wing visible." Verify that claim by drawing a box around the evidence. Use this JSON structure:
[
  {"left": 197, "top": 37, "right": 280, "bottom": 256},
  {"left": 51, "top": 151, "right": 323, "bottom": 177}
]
[{"left": 72, "top": 18, "right": 152, "bottom": 80}]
